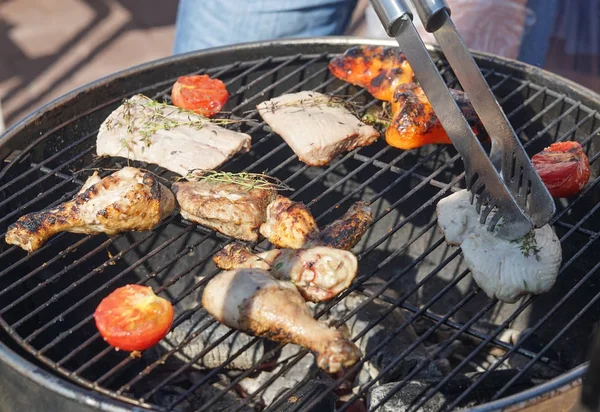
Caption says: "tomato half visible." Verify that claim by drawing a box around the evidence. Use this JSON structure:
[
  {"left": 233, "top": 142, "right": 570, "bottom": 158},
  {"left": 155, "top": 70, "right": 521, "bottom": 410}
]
[
  {"left": 94, "top": 284, "right": 174, "bottom": 351},
  {"left": 532, "top": 141, "right": 590, "bottom": 198},
  {"left": 171, "top": 75, "right": 229, "bottom": 117}
]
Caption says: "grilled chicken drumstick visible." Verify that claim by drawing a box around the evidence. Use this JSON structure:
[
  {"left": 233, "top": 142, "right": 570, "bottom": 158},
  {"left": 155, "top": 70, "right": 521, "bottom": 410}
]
[
  {"left": 259, "top": 195, "right": 320, "bottom": 249},
  {"left": 329, "top": 46, "right": 487, "bottom": 150},
  {"left": 6, "top": 167, "right": 175, "bottom": 252},
  {"left": 213, "top": 244, "right": 358, "bottom": 302},
  {"left": 319, "top": 200, "right": 372, "bottom": 250},
  {"left": 202, "top": 268, "right": 362, "bottom": 373},
  {"left": 259, "top": 196, "right": 373, "bottom": 250}
]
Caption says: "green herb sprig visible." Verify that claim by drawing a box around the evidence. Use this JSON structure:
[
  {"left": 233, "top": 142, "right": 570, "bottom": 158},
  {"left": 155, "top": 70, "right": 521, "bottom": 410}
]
[
  {"left": 186, "top": 170, "right": 294, "bottom": 192},
  {"left": 512, "top": 230, "right": 541, "bottom": 260},
  {"left": 107, "top": 95, "right": 246, "bottom": 151},
  {"left": 257, "top": 93, "right": 360, "bottom": 117},
  {"left": 361, "top": 102, "right": 393, "bottom": 128}
]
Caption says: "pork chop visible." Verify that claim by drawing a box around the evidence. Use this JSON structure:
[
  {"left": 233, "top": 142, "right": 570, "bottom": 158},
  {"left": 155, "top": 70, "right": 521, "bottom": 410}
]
[
  {"left": 97, "top": 95, "right": 251, "bottom": 176},
  {"left": 257, "top": 91, "right": 379, "bottom": 166}
]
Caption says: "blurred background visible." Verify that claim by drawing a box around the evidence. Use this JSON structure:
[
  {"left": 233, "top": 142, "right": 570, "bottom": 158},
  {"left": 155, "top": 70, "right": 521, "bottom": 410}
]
[{"left": 0, "top": 0, "right": 598, "bottom": 131}]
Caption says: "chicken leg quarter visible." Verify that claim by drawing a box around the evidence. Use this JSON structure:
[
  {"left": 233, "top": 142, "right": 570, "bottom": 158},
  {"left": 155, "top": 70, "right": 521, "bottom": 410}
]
[
  {"left": 202, "top": 268, "right": 362, "bottom": 373},
  {"left": 5, "top": 167, "right": 175, "bottom": 252}
]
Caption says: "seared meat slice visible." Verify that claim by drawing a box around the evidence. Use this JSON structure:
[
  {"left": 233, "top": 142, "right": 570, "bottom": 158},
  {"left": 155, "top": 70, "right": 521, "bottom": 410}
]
[
  {"left": 328, "top": 45, "right": 414, "bottom": 101},
  {"left": 213, "top": 244, "right": 358, "bottom": 302},
  {"left": 6, "top": 167, "right": 175, "bottom": 252},
  {"left": 259, "top": 195, "right": 320, "bottom": 249},
  {"left": 260, "top": 196, "right": 372, "bottom": 251},
  {"left": 257, "top": 91, "right": 379, "bottom": 166},
  {"left": 97, "top": 95, "right": 251, "bottom": 176},
  {"left": 386, "top": 83, "right": 487, "bottom": 150},
  {"left": 171, "top": 180, "right": 277, "bottom": 241},
  {"left": 202, "top": 268, "right": 362, "bottom": 373},
  {"left": 318, "top": 200, "right": 372, "bottom": 250}
]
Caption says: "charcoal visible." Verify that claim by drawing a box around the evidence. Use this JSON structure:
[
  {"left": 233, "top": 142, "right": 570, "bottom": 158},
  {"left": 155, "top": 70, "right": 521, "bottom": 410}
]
[
  {"left": 315, "top": 292, "right": 441, "bottom": 386},
  {"left": 237, "top": 345, "right": 320, "bottom": 407},
  {"left": 270, "top": 378, "right": 336, "bottom": 412},
  {"left": 367, "top": 370, "right": 535, "bottom": 411},
  {"left": 159, "top": 310, "right": 278, "bottom": 370},
  {"left": 368, "top": 381, "right": 446, "bottom": 412},
  {"left": 151, "top": 374, "right": 253, "bottom": 412}
]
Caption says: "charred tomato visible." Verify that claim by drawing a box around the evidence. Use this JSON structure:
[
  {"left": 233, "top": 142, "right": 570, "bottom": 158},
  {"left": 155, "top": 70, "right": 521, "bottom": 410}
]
[
  {"left": 94, "top": 284, "right": 174, "bottom": 351},
  {"left": 532, "top": 141, "right": 590, "bottom": 198},
  {"left": 171, "top": 74, "right": 229, "bottom": 117}
]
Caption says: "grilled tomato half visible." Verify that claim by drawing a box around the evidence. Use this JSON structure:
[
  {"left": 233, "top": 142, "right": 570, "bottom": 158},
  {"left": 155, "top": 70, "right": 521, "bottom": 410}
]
[
  {"left": 532, "top": 141, "right": 590, "bottom": 198},
  {"left": 171, "top": 74, "right": 229, "bottom": 117},
  {"left": 94, "top": 284, "right": 174, "bottom": 351}
]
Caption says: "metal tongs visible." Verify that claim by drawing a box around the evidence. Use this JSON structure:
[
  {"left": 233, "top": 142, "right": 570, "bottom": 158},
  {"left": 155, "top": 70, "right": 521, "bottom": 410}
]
[{"left": 370, "top": 0, "right": 555, "bottom": 240}]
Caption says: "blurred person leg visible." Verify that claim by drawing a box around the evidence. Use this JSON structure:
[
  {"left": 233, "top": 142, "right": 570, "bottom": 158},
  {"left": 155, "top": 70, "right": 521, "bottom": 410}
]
[
  {"left": 517, "top": 0, "right": 561, "bottom": 67},
  {"left": 173, "top": 0, "right": 358, "bottom": 54}
]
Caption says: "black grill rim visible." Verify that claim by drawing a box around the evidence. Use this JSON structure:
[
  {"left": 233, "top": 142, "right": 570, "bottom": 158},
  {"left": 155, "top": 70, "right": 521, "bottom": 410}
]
[
  {"left": 0, "top": 36, "right": 598, "bottom": 412},
  {"left": 2, "top": 36, "right": 600, "bottom": 162}
]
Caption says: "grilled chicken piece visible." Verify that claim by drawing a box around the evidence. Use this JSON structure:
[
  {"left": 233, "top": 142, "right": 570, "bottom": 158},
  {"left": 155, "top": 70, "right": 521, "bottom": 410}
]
[
  {"left": 259, "top": 195, "right": 320, "bottom": 249},
  {"left": 260, "top": 196, "right": 372, "bottom": 251},
  {"left": 256, "top": 91, "right": 379, "bottom": 166},
  {"left": 213, "top": 244, "right": 358, "bottom": 302},
  {"left": 202, "top": 268, "right": 362, "bottom": 373},
  {"left": 5, "top": 167, "right": 175, "bottom": 252},
  {"left": 329, "top": 46, "right": 487, "bottom": 150},
  {"left": 328, "top": 45, "right": 415, "bottom": 101},
  {"left": 386, "top": 83, "right": 487, "bottom": 150},
  {"left": 213, "top": 243, "right": 278, "bottom": 271},
  {"left": 318, "top": 200, "right": 373, "bottom": 250},
  {"left": 171, "top": 179, "right": 277, "bottom": 241},
  {"left": 97, "top": 95, "right": 251, "bottom": 176},
  {"left": 437, "top": 190, "right": 562, "bottom": 303}
]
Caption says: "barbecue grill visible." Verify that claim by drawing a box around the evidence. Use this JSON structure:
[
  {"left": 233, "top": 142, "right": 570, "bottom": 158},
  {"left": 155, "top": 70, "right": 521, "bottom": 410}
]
[{"left": 0, "top": 37, "right": 599, "bottom": 412}]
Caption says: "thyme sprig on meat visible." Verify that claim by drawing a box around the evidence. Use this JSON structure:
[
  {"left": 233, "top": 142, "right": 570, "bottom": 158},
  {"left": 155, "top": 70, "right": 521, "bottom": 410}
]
[
  {"left": 512, "top": 230, "right": 541, "bottom": 260},
  {"left": 256, "top": 93, "right": 360, "bottom": 116},
  {"left": 185, "top": 170, "right": 294, "bottom": 192},
  {"left": 105, "top": 96, "right": 244, "bottom": 150}
]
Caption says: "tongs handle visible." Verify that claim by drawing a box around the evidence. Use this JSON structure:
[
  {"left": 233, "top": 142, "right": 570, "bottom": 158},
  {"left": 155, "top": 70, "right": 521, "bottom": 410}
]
[
  {"left": 411, "top": 0, "right": 450, "bottom": 32},
  {"left": 370, "top": 0, "right": 413, "bottom": 36}
]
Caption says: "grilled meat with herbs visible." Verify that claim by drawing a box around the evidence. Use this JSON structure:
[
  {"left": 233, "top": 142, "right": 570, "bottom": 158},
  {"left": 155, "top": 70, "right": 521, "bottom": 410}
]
[
  {"left": 97, "top": 94, "right": 251, "bottom": 176},
  {"left": 172, "top": 176, "right": 278, "bottom": 242},
  {"left": 257, "top": 91, "right": 379, "bottom": 166},
  {"left": 6, "top": 167, "right": 175, "bottom": 252}
]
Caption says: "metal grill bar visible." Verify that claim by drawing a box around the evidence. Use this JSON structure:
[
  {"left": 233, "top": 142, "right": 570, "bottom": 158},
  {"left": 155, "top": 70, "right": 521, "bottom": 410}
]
[
  {"left": 448, "top": 237, "right": 600, "bottom": 409},
  {"left": 8, "top": 60, "right": 364, "bottom": 395},
  {"left": 0, "top": 48, "right": 599, "bottom": 412},
  {"left": 297, "top": 130, "right": 600, "bottom": 412},
  {"left": 134, "top": 63, "right": 596, "bottom": 408},
  {"left": 388, "top": 177, "right": 600, "bottom": 412}
]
